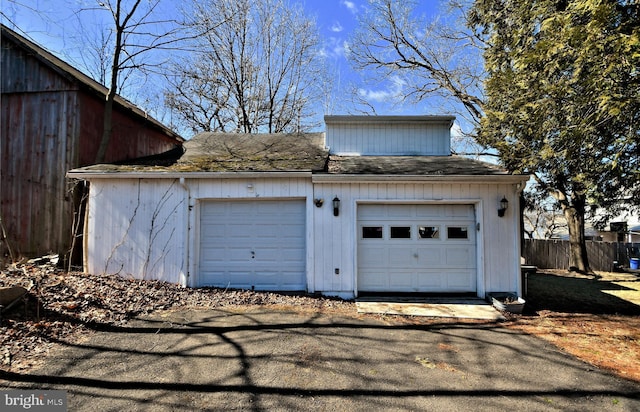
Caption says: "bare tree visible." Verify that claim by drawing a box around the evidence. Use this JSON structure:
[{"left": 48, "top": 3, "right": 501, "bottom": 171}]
[
  {"left": 71, "top": 15, "right": 114, "bottom": 86},
  {"left": 523, "top": 202, "right": 567, "bottom": 240},
  {"left": 93, "top": 0, "right": 192, "bottom": 163},
  {"left": 164, "top": 0, "right": 327, "bottom": 135},
  {"left": 349, "top": 0, "right": 485, "bottom": 128}
]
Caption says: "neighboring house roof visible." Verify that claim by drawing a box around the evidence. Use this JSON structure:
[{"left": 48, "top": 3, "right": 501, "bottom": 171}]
[
  {"left": 1, "top": 24, "right": 183, "bottom": 144},
  {"left": 327, "top": 155, "right": 509, "bottom": 175}
]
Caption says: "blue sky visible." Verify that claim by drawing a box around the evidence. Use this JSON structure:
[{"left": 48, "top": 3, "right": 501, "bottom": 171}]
[{"left": 2, "top": 0, "right": 455, "bottom": 134}]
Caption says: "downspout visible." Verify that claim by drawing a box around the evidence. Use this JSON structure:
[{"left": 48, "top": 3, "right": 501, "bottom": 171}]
[{"left": 179, "top": 177, "right": 191, "bottom": 287}]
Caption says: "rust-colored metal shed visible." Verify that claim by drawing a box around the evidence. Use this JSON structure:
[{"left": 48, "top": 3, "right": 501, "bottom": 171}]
[{"left": 1, "top": 24, "right": 183, "bottom": 263}]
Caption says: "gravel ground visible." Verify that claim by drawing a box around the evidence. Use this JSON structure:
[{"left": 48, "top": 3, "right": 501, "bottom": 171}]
[{"left": 0, "top": 259, "right": 354, "bottom": 371}]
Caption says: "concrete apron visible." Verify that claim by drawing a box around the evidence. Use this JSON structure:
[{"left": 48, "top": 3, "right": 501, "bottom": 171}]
[{"left": 356, "top": 297, "right": 504, "bottom": 321}]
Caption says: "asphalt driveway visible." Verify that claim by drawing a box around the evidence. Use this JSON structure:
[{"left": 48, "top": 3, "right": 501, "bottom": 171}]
[{"left": 2, "top": 308, "right": 639, "bottom": 411}]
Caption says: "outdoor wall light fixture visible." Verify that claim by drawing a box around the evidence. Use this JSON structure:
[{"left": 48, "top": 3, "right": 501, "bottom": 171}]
[
  {"left": 314, "top": 198, "right": 324, "bottom": 208},
  {"left": 498, "top": 196, "right": 509, "bottom": 217},
  {"left": 333, "top": 196, "right": 340, "bottom": 217}
]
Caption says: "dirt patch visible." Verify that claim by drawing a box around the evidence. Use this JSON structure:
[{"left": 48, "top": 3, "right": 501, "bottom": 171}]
[{"left": 506, "top": 269, "right": 640, "bottom": 382}]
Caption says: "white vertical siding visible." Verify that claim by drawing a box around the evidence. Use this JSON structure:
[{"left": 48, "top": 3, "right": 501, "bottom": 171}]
[
  {"left": 312, "top": 181, "right": 523, "bottom": 298},
  {"left": 187, "top": 177, "right": 310, "bottom": 199},
  {"left": 86, "top": 175, "right": 522, "bottom": 299},
  {"left": 326, "top": 122, "right": 451, "bottom": 155},
  {"left": 86, "top": 179, "right": 187, "bottom": 284},
  {"left": 86, "top": 176, "right": 313, "bottom": 288}
]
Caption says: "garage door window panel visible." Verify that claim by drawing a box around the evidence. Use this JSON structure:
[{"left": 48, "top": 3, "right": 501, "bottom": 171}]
[
  {"left": 362, "top": 226, "right": 383, "bottom": 239},
  {"left": 390, "top": 226, "right": 411, "bottom": 239},
  {"left": 419, "top": 226, "right": 440, "bottom": 239},
  {"left": 447, "top": 226, "right": 469, "bottom": 240}
]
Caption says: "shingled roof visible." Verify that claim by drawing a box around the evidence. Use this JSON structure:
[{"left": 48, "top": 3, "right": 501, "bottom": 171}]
[
  {"left": 327, "top": 155, "right": 509, "bottom": 175},
  {"left": 70, "top": 132, "right": 515, "bottom": 177},
  {"left": 175, "top": 132, "right": 328, "bottom": 172}
]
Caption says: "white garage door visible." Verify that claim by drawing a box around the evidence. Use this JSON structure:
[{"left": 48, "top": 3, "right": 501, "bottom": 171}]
[
  {"left": 357, "top": 204, "right": 477, "bottom": 293},
  {"left": 198, "top": 200, "right": 306, "bottom": 290}
]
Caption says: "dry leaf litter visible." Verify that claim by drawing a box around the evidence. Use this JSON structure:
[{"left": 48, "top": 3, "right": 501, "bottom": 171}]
[{"left": 1, "top": 257, "right": 353, "bottom": 371}]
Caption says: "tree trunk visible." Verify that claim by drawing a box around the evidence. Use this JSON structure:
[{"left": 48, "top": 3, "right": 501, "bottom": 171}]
[
  {"left": 95, "top": 95, "right": 115, "bottom": 164},
  {"left": 95, "top": 0, "right": 128, "bottom": 164},
  {"left": 562, "top": 194, "right": 591, "bottom": 273},
  {"left": 95, "top": 34, "right": 120, "bottom": 164}
]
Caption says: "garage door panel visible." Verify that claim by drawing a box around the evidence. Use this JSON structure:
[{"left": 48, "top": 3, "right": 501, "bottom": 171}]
[
  {"left": 198, "top": 271, "right": 227, "bottom": 287},
  {"left": 358, "top": 270, "right": 390, "bottom": 290},
  {"left": 388, "top": 248, "right": 415, "bottom": 267},
  {"left": 445, "top": 205, "right": 472, "bottom": 217},
  {"left": 254, "top": 248, "right": 279, "bottom": 262},
  {"left": 416, "top": 247, "right": 444, "bottom": 266},
  {"left": 358, "top": 205, "right": 387, "bottom": 218},
  {"left": 279, "top": 271, "right": 309, "bottom": 288},
  {"left": 230, "top": 251, "right": 252, "bottom": 262},
  {"left": 389, "top": 271, "right": 414, "bottom": 288},
  {"left": 200, "top": 249, "right": 224, "bottom": 261},
  {"left": 416, "top": 205, "right": 443, "bottom": 218},
  {"left": 359, "top": 246, "right": 387, "bottom": 267},
  {"left": 446, "top": 271, "right": 476, "bottom": 289},
  {"left": 229, "top": 202, "right": 254, "bottom": 216},
  {"left": 416, "top": 272, "right": 443, "bottom": 288},
  {"left": 388, "top": 206, "right": 414, "bottom": 218},
  {"left": 198, "top": 200, "right": 306, "bottom": 290},
  {"left": 282, "top": 248, "right": 305, "bottom": 261},
  {"left": 222, "top": 223, "right": 254, "bottom": 240},
  {"left": 445, "top": 248, "right": 475, "bottom": 267}
]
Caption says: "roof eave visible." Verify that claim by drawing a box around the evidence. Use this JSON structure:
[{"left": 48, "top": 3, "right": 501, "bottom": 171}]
[
  {"left": 324, "top": 115, "right": 456, "bottom": 125},
  {"left": 66, "top": 170, "right": 313, "bottom": 180},
  {"left": 312, "top": 174, "right": 530, "bottom": 184}
]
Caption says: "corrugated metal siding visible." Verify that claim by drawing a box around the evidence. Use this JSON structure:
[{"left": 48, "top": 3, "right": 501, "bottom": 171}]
[
  {"left": 86, "top": 179, "right": 187, "bottom": 283},
  {"left": 326, "top": 123, "right": 451, "bottom": 155},
  {"left": 312, "top": 182, "right": 521, "bottom": 297}
]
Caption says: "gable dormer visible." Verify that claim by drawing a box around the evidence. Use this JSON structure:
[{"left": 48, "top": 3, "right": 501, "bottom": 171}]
[{"left": 324, "top": 115, "right": 455, "bottom": 156}]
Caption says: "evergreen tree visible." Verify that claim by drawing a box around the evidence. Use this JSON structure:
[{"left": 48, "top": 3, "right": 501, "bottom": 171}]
[{"left": 471, "top": 0, "right": 639, "bottom": 272}]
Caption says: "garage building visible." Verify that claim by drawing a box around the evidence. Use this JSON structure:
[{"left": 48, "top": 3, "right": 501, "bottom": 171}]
[{"left": 68, "top": 116, "right": 528, "bottom": 299}]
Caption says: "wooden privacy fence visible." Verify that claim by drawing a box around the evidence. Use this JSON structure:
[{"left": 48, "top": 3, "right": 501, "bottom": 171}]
[{"left": 522, "top": 239, "right": 640, "bottom": 271}]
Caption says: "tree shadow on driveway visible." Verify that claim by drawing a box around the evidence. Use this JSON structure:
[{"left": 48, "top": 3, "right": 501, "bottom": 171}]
[
  {"left": 526, "top": 272, "right": 640, "bottom": 315},
  {"left": 2, "top": 309, "right": 639, "bottom": 411}
]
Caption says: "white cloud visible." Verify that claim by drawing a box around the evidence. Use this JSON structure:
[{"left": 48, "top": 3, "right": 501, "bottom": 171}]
[
  {"left": 321, "top": 37, "right": 350, "bottom": 59},
  {"left": 330, "top": 21, "right": 343, "bottom": 33},
  {"left": 450, "top": 122, "right": 463, "bottom": 140},
  {"left": 358, "top": 88, "right": 393, "bottom": 102},
  {"left": 341, "top": 0, "right": 358, "bottom": 14},
  {"left": 357, "top": 76, "right": 406, "bottom": 103},
  {"left": 335, "top": 40, "right": 350, "bottom": 57}
]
